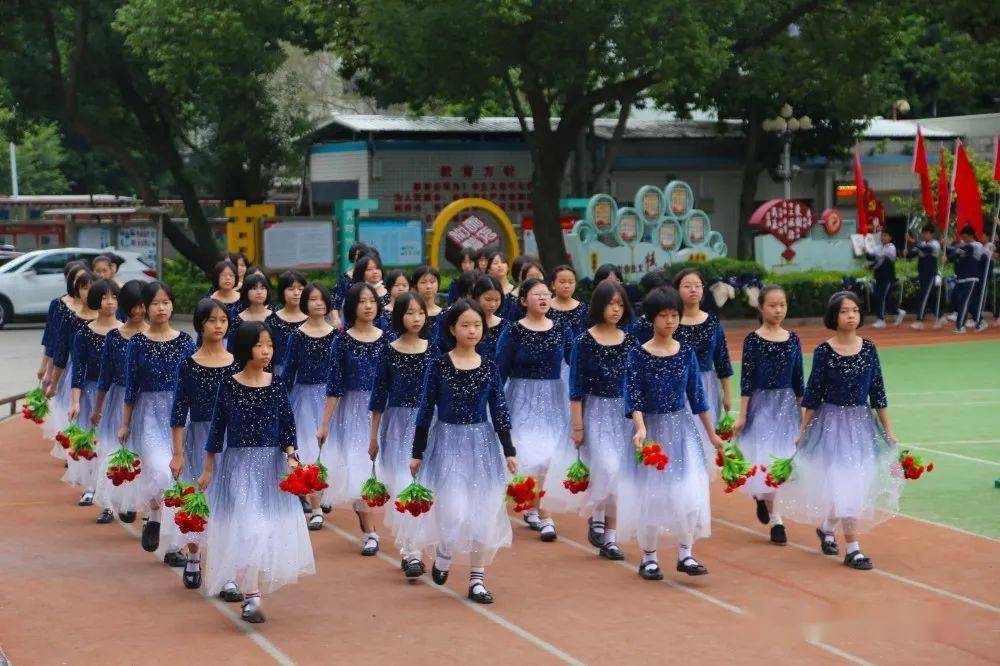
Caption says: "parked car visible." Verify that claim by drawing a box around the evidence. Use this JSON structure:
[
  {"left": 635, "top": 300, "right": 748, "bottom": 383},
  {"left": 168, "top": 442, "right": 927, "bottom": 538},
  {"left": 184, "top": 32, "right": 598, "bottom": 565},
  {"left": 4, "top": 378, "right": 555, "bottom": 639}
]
[
  {"left": 0, "top": 244, "right": 22, "bottom": 267},
  {"left": 0, "top": 247, "right": 156, "bottom": 328}
]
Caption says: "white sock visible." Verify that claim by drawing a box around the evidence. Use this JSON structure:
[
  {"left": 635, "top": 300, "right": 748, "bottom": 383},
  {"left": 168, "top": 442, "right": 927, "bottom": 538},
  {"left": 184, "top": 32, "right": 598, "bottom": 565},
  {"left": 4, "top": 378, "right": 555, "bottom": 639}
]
[
  {"left": 185, "top": 559, "right": 200, "bottom": 572},
  {"left": 603, "top": 528, "right": 617, "bottom": 545},
  {"left": 434, "top": 547, "right": 452, "bottom": 572},
  {"left": 223, "top": 580, "right": 239, "bottom": 593},
  {"left": 539, "top": 518, "right": 555, "bottom": 529},
  {"left": 821, "top": 519, "right": 836, "bottom": 535},
  {"left": 524, "top": 509, "right": 539, "bottom": 522},
  {"left": 469, "top": 567, "right": 486, "bottom": 592},
  {"left": 678, "top": 544, "right": 693, "bottom": 561},
  {"left": 149, "top": 507, "right": 162, "bottom": 522},
  {"left": 365, "top": 531, "right": 379, "bottom": 541},
  {"left": 769, "top": 513, "right": 783, "bottom": 526},
  {"left": 244, "top": 592, "right": 261, "bottom": 608},
  {"left": 590, "top": 508, "right": 606, "bottom": 525},
  {"left": 846, "top": 540, "right": 860, "bottom": 554},
  {"left": 641, "top": 549, "right": 658, "bottom": 565},
  {"left": 311, "top": 508, "right": 322, "bottom": 516}
]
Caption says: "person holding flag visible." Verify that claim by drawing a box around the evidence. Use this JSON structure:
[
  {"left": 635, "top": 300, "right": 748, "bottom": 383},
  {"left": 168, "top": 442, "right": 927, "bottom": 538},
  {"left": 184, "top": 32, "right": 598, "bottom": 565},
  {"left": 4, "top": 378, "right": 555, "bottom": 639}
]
[{"left": 905, "top": 225, "right": 942, "bottom": 329}]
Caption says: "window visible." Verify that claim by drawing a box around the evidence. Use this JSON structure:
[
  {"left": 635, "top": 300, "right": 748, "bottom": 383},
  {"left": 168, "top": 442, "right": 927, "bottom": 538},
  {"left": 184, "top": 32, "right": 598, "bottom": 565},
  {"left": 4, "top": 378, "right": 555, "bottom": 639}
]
[{"left": 30, "top": 252, "right": 72, "bottom": 275}]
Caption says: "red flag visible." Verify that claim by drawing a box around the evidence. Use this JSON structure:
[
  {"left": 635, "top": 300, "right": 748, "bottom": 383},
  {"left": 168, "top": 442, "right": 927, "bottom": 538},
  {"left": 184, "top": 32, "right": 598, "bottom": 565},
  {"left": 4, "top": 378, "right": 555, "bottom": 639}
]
[
  {"left": 912, "top": 126, "right": 934, "bottom": 218},
  {"left": 934, "top": 147, "right": 950, "bottom": 231},
  {"left": 952, "top": 141, "right": 983, "bottom": 239},
  {"left": 853, "top": 147, "right": 869, "bottom": 234},
  {"left": 993, "top": 136, "right": 999, "bottom": 182}
]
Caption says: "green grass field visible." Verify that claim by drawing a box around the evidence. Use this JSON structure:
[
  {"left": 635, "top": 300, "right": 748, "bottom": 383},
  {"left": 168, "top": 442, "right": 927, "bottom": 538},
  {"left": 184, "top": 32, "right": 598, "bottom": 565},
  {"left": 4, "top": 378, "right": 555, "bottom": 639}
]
[{"left": 735, "top": 340, "right": 1000, "bottom": 539}]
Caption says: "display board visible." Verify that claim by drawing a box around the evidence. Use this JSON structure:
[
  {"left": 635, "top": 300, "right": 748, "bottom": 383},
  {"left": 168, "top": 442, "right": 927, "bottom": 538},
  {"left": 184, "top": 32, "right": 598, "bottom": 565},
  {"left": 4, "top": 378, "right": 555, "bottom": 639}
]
[
  {"left": 262, "top": 219, "right": 335, "bottom": 269},
  {"left": 357, "top": 218, "right": 424, "bottom": 266}
]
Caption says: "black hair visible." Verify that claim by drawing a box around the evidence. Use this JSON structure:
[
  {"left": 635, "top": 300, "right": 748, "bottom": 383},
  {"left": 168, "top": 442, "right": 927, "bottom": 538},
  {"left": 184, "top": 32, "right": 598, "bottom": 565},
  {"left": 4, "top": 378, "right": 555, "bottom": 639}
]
[
  {"left": 348, "top": 241, "right": 377, "bottom": 264},
  {"left": 472, "top": 274, "right": 502, "bottom": 299},
  {"left": 299, "top": 282, "right": 331, "bottom": 316},
  {"left": 211, "top": 260, "right": 238, "bottom": 292},
  {"left": 391, "top": 291, "right": 428, "bottom": 335},
  {"left": 244, "top": 265, "right": 264, "bottom": 278},
  {"left": 411, "top": 265, "right": 441, "bottom": 289},
  {"left": 756, "top": 284, "right": 788, "bottom": 323},
  {"left": 66, "top": 264, "right": 88, "bottom": 297},
  {"left": 672, "top": 267, "right": 705, "bottom": 289},
  {"left": 451, "top": 270, "right": 481, "bottom": 301},
  {"left": 518, "top": 258, "right": 545, "bottom": 283},
  {"left": 73, "top": 269, "right": 95, "bottom": 298},
  {"left": 385, "top": 269, "right": 409, "bottom": 292},
  {"left": 456, "top": 247, "right": 477, "bottom": 268},
  {"left": 118, "top": 280, "right": 145, "bottom": 317},
  {"left": 588, "top": 279, "right": 634, "bottom": 327},
  {"left": 239, "top": 272, "right": 272, "bottom": 308},
  {"left": 441, "top": 298, "right": 487, "bottom": 349},
  {"left": 91, "top": 253, "right": 124, "bottom": 270},
  {"left": 225, "top": 251, "right": 249, "bottom": 270},
  {"left": 511, "top": 255, "right": 535, "bottom": 284},
  {"left": 231, "top": 321, "right": 273, "bottom": 367},
  {"left": 352, "top": 253, "right": 384, "bottom": 284},
  {"left": 824, "top": 290, "right": 865, "bottom": 330},
  {"left": 485, "top": 250, "right": 510, "bottom": 275},
  {"left": 64, "top": 259, "right": 87, "bottom": 277},
  {"left": 959, "top": 225, "right": 976, "bottom": 238},
  {"left": 86, "top": 278, "right": 121, "bottom": 311},
  {"left": 193, "top": 298, "right": 229, "bottom": 335},
  {"left": 920, "top": 224, "right": 935, "bottom": 235},
  {"left": 141, "top": 280, "right": 174, "bottom": 307},
  {"left": 343, "top": 281, "right": 383, "bottom": 328},
  {"left": 640, "top": 269, "right": 670, "bottom": 295},
  {"left": 517, "top": 277, "right": 547, "bottom": 303},
  {"left": 277, "top": 270, "right": 307, "bottom": 303},
  {"left": 548, "top": 264, "right": 576, "bottom": 284},
  {"left": 594, "top": 263, "right": 624, "bottom": 284},
  {"left": 642, "top": 285, "right": 682, "bottom": 321}
]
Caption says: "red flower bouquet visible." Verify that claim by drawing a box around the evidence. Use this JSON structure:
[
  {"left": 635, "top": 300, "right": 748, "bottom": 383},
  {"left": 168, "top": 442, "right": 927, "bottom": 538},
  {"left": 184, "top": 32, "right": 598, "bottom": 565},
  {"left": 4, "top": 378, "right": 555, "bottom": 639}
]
[
  {"left": 715, "top": 412, "right": 735, "bottom": 442},
  {"left": 562, "top": 456, "right": 590, "bottom": 494},
  {"left": 395, "top": 481, "right": 434, "bottom": 516},
  {"left": 636, "top": 440, "right": 670, "bottom": 470},
  {"left": 175, "top": 488, "right": 209, "bottom": 534},
  {"left": 360, "top": 472, "right": 391, "bottom": 508},
  {"left": 899, "top": 449, "right": 934, "bottom": 480},
  {"left": 66, "top": 426, "right": 98, "bottom": 461},
  {"left": 279, "top": 461, "right": 329, "bottom": 496},
  {"left": 717, "top": 444, "right": 757, "bottom": 493},
  {"left": 763, "top": 456, "right": 793, "bottom": 488},
  {"left": 105, "top": 446, "right": 142, "bottom": 486},
  {"left": 506, "top": 475, "right": 543, "bottom": 512},
  {"left": 22, "top": 387, "right": 49, "bottom": 424},
  {"left": 164, "top": 479, "right": 195, "bottom": 508}
]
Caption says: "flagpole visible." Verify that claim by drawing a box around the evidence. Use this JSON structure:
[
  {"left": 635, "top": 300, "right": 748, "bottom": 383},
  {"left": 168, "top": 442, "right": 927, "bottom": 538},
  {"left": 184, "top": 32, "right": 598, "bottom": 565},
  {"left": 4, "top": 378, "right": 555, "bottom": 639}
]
[{"left": 934, "top": 140, "right": 961, "bottom": 321}]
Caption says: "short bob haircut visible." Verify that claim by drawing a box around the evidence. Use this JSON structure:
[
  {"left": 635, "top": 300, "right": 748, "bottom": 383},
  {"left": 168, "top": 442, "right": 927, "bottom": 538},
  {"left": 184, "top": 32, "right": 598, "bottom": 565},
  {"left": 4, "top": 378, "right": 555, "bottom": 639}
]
[
  {"left": 118, "top": 280, "right": 145, "bottom": 317},
  {"left": 86, "top": 278, "right": 121, "bottom": 311},
  {"left": 517, "top": 277, "right": 547, "bottom": 303},
  {"left": 277, "top": 270, "right": 307, "bottom": 302},
  {"left": 510, "top": 254, "right": 533, "bottom": 284},
  {"left": 352, "top": 253, "right": 384, "bottom": 284},
  {"left": 672, "top": 267, "right": 705, "bottom": 289},
  {"left": 231, "top": 321, "right": 273, "bottom": 367},
  {"left": 342, "top": 281, "right": 383, "bottom": 328},
  {"left": 193, "top": 297, "right": 230, "bottom": 335},
  {"left": 472, "top": 274, "right": 502, "bottom": 299},
  {"left": 484, "top": 250, "right": 510, "bottom": 275},
  {"left": 298, "top": 282, "right": 331, "bottom": 316},
  {"left": 823, "top": 290, "right": 865, "bottom": 330},
  {"left": 548, "top": 264, "right": 576, "bottom": 284},
  {"left": 594, "top": 263, "right": 623, "bottom": 284},
  {"left": 225, "top": 251, "right": 249, "bottom": 270},
  {"left": 518, "top": 258, "right": 546, "bottom": 283},
  {"left": 411, "top": 265, "right": 441, "bottom": 288},
  {"left": 642, "top": 285, "right": 682, "bottom": 321},
  {"left": 455, "top": 246, "right": 477, "bottom": 268},
  {"left": 640, "top": 269, "right": 670, "bottom": 295},
  {"left": 239, "top": 272, "right": 272, "bottom": 308},
  {"left": 64, "top": 259, "right": 88, "bottom": 277},
  {"left": 385, "top": 269, "right": 409, "bottom": 292},
  {"left": 588, "top": 279, "right": 634, "bottom": 327},
  {"left": 73, "top": 269, "right": 95, "bottom": 297},
  {"left": 451, "top": 270, "right": 481, "bottom": 301},
  {"left": 211, "top": 260, "right": 239, "bottom": 292},
  {"left": 141, "top": 280, "right": 174, "bottom": 308},
  {"left": 348, "top": 241, "right": 377, "bottom": 264},
  {"left": 92, "top": 253, "right": 124, "bottom": 271},
  {"left": 65, "top": 264, "right": 89, "bottom": 297},
  {"left": 391, "top": 290, "right": 428, "bottom": 335},
  {"left": 440, "top": 297, "right": 487, "bottom": 349}
]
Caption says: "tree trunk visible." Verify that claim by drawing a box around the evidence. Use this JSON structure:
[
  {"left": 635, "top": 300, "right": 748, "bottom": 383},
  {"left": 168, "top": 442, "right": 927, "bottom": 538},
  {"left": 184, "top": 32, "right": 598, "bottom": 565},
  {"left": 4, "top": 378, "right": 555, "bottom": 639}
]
[
  {"left": 530, "top": 140, "right": 574, "bottom": 269},
  {"left": 737, "top": 104, "right": 764, "bottom": 260}
]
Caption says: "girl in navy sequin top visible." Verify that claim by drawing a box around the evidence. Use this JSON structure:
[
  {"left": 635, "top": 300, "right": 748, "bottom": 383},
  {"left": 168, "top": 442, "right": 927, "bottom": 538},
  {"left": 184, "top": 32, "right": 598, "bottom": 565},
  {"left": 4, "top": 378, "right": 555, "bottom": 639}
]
[
  {"left": 495, "top": 279, "right": 573, "bottom": 542},
  {"left": 731, "top": 286, "right": 804, "bottom": 542},
  {"left": 331, "top": 241, "right": 379, "bottom": 329},
  {"left": 472, "top": 274, "right": 510, "bottom": 359},
  {"left": 398, "top": 299, "right": 517, "bottom": 602},
  {"left": 281, "top": 282, "right": 338, "bottom": 522},
  {"left": 485, "top": 251, "right": 519, "bottom": 321},
  {"left": 412, "top": 265, "right": 444, "bottom": 349},
  {"left": 374, "top": 270, "right": 410, "bottom": 341},
  {"left": 46, "top": 271, "right": 97, "bottom": 446},
  {"left": 777, "top": 292, "right": 902, "bottom": 570},
  {"left": 318, "top": 282, "right": 388, "bottom": 553},
  {"left": 207, "top": 260, "right": 242, "bottom": 326},
  {"left": 198, "top": 322, "right": 314, "bottom": 618},
  {"left": 619, "top": 286, "right": 724, "bottom": 580},
  {"left": 368, "top": 292, "right": 432, "bottom": 573},
  {"left": 264, "top": 271, "right": 308, "bottom": 376},
  {"left": 547, "top": 265, "right": 589, "bottom": 338},
  {"left": 39, "top": 262, "right": 87, "bottom": 410},
  {"left": 226, "top": 273, "right": 273, "bottom": 356}
]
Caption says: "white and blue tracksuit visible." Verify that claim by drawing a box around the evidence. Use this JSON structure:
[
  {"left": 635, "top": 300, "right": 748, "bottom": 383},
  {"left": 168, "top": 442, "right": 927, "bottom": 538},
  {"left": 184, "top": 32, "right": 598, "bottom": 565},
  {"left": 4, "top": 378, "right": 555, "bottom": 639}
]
[
  {"left": 906, "top": 239, "right": 940, "bottom": 322},
  {"left": 867, "top": 242, "right": 899, "bottom": 320},
  {"left": 947, "top": 241, "right": 984, "bottom": 330}
]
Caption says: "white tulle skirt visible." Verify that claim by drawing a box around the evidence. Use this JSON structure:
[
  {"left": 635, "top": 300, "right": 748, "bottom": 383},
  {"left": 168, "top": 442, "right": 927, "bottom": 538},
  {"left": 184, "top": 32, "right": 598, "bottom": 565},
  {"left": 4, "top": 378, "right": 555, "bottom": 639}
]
[
  {"left": 617, "top": 410, "right": 711, "bottom": 545},
  {"left": 506, "top": 378, "right": 570, "bottom": 478},
  {"left": 739, "top": 389, "right": 800, "bottom": 498},
  {"left": 321, "top": 390, "right": 375, "bottom": 510},
  {"left": 45, "top": 360, "right": 73, "bottom": 456},
  {"left": 153, "top": 419, "right": 216, "bottom": 556},
  {"left": 395, "top": 422, "right": 511, "bottom": 564},
  {"left": 289, "top": 383, "right": 328, "bottom": 466},
  {"left": 205, "top": 447, "right": 315, "bottom": 595},
  {"left": 127, "top": 391, "right": 174, "bottom": 510},
  {"left": 688, "top": 370, "right": 721, "bottom": 468},
  {"left": 61, "top": 381, "right": 99, "bottom": 489},
  {"left": 377, "top": 406, "right": 419, "bottom": 536},
  {"left": 777, "top": 405, "right": 903, "bottom": 533},
  {"left": 94, "top": 385, "right": 142, "bottom": 513}
]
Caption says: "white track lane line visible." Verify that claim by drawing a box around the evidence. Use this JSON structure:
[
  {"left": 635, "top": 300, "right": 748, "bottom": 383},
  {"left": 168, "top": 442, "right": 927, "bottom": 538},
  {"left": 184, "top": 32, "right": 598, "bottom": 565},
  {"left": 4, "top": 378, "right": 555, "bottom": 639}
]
[
  {"left": 904, "top": 445, "right": 1000, "bottom": 467},
  {"left": 712, "top": 518, "right": 1000, "bottom": 615},
  {"left": 894, "top": 512, "right": 1000, "bottom": 543},
  {"left": 892, "top": 400, "right": 1000, "bottom": 408},
  {"left": 888, "top": 388, "right": 1000, "bottom": 396},
  {"left": 804, "top": 624, "right": 874, "bottom": 666},
  {"left": 118, "top": 521, "right": 295, "bottom": 665},
  {"left": 321, "top": 522, "right": 584, "bottom": 666}
]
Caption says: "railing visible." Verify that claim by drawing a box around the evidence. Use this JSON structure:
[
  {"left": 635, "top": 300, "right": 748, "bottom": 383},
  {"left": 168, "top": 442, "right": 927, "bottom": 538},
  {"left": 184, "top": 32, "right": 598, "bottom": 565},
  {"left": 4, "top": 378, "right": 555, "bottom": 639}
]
[{"left": 0, "top": 391, "right": 26, "bottom": 417}]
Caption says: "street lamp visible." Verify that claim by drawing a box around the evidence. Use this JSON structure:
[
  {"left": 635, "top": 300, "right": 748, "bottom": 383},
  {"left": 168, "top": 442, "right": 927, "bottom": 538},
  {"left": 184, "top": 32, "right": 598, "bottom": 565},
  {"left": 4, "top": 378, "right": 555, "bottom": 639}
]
[
  {"left": 891, "top": 98, "right": 910, "bottom": 120},
  {"left": 762, "top": 104, "right": 812, "bottom": 200}
]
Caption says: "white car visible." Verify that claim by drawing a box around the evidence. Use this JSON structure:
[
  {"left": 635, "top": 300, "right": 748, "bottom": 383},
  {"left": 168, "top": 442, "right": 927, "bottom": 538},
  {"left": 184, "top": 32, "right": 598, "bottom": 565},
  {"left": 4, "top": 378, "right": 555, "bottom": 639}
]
[{"left": 0, "top": 248, "right": 156, "bottom": 328}]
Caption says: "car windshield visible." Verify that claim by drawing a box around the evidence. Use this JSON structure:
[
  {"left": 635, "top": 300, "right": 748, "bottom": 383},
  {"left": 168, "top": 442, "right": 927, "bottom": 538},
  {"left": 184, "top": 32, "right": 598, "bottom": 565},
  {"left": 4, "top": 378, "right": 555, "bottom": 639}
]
[{"left": 0, "top": 253, "right": 34, "bottom": 273}]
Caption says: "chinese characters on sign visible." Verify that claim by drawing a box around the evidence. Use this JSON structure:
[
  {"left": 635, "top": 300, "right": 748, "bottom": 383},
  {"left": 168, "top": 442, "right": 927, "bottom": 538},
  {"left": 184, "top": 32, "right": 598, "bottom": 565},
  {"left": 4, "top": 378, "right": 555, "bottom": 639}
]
[
  {"left": 391, "top": 163, "right": 532, "bottom": 223},
  {"left": 444, "top": 215, "right": 501, "bottom": 266},
  {"left": 748, "top": 199, "right": 816, "bottom": 261}
]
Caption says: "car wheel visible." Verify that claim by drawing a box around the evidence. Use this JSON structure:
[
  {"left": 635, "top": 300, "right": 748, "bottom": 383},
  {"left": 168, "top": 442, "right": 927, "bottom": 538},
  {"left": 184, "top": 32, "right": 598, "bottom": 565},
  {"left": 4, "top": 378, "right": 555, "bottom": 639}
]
[{"left": 0, "top": 296, "right": 11, "bottom": 329}]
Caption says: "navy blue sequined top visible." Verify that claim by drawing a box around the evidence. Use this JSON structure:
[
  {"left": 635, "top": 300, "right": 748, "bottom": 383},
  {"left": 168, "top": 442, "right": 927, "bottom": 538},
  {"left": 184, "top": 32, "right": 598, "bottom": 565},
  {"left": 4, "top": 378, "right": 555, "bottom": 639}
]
[
  {"left": 739, "top": 332, "right": 805, "bottom": 397},
  {"left": 674, "top": 313, "right": 733, "bottom": 378},
  {"left": 499, "top": 291, "right": 519, "bottom": 321},
  {"left": 53, "top": 313, "right": 94, "bottom": 369},
  {"left": 123, "top": 332, "right": 195, "bottom": 404},
  {"left": 374, "top": 310, "right": 397, "bottom": 341},
  {"left": 422, "top": 311, "right": 443, "bottom": 347},
  {"left": 224, "top": 309, "right": 273, "bottom": 351},
  {"left": 42, "top": 298, "right": 68, "bottom": 356},
  {"left": 496, "top": 321, "right": 573, "bottom": 381},
  {"left": 205, "top": 375, "right": 296, "bottom": 453},
  {"left": 171, "top": 358, "right": 239, "bottom": 426},
  {"left": 330, "top": 273, "right": 353, "bottom": 312},
  {"left": 70, "top": 325, "right": 108, "bottom": 388},
  {"left": 626, "top": 315, "right": 653, "bottom": 344},
  {"left": 326, "top": 331, "right": 387, "bottom": 396},
  {"left": 548, "top": 303, "right": 590, "bottom": 338},
  {"left": 624, "top": 344, "right": 708, "bottom": 416},
  {"left": 801, "top": 340, "right": 888, "bottom": 410},
  {"left": 369, "top": 345, "right": 432, "bottom": 411},
  {"left": 478, "top": 319, "right": 510, "bottom": 360},
  {"left": 264, "top": 311, "right": 305, "bottom": 371},
  {"left": 98, "top": 328, "right": 132, "bottom": 391},
  {"left": 281, "top": 329, "right": 338, "bottom": 387},
  {"left": 569, "top": 331, "right": 637, "bottom": 400}
]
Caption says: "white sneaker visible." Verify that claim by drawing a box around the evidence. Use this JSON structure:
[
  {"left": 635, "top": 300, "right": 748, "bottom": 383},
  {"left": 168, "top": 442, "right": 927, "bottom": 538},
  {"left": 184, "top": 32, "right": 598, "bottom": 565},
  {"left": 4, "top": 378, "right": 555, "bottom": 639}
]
[
  {"left": 894, "top": 309, "right": 906, "bottom": 326},
  {"left": 953, "top": 327, "right": 967, "bottom": 335},
  {"left": 933, "top": 318, "right": 946, "bottom": 329},
  {"left": 946, "top": 312, "right": 958, "bottom": 322},
  {"left": 873, "top": 319, "right": 887, "bottom": 329},
  {"left": 975, "top": 321, "right": 988, "bottom": 332},
  {"left": 964, "top": 320, "right": 974, "bottom": 328},
  {"left": 910, "top": 321, "right": 924, "bottom": 330}
]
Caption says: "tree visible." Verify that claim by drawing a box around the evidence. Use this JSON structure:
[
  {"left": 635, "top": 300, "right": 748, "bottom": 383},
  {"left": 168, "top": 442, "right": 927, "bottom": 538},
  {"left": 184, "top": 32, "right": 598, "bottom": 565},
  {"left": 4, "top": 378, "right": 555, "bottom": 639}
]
[{"left": 0, "top": 122, "right": 71, "bottom": 195}]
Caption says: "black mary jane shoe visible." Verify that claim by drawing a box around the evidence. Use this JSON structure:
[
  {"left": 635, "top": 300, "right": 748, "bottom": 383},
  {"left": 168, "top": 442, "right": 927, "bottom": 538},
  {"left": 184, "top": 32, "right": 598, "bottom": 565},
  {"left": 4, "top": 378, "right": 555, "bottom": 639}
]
[
  {"left": 638, "top": 561, "right": 663, "bottom": 580},
  {"left": 118, "top": 511, "right": 136, "bottom": 524},
  {"left": 403, "top": 559, "right": 426, "bottom": 579},
  {"left": 523, "top": 513, "right": 542, "bottom": 531},
  {"left": 321, "top": 504, "right": 332, "bottom": 514},
  {"left": 843, "top": 550, "right": 873, "bottom": 570},
  {"left": 183, "top": 568, "right": 202, "bottom": 589},
  {"left": 770, "top": 524, "right": 787, "bottom": 545},
  {"left": 360, "top": 536, "right": 379, "bottom": 557},
  {"left": 468, "top": 585, "right": 494, "bottom": 604},
  {"left": 431, "top": 564, "right": 449, "bottom": 586},
  {"left": 587, "top": 517, "right": 606, "bottom": 548},
  {"left": 141, "top": 520, "right": 161, "bottom": 552},
  {"left": 78, "top": 492, "right": 94, "bottom": 507},
  {"left": 676, "top": 556, "right": 708, "bottom": 576},
  {"left": 599, "top": 542, "right": 625, "bottom": 561},
  {"left": 96, "top": 509, "right": 114, "bottom": 524},
  {"left": 307, "top": 514, "right": 324, "bottom": 531},
  {"left": 816, "top": 528, "right": 838, "bottom": 556},
  {"left": 219, "top": 587, "right": 244, "bottom": 603},
  {"left": 755, "top": 499, "right": 770, "bottom": 525},
  {"left": 163, "top": 551, "right": 188, "bottom": 568},
  {"left": 241, "top": 602, "right": 266, "bottom": 624}
]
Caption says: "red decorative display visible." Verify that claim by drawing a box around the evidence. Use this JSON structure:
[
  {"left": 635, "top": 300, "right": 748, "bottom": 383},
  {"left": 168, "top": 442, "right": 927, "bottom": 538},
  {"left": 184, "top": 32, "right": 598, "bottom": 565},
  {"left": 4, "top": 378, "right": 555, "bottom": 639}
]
[
  {"left": 820, "top": 208, "right": 842, "bottom": 236},
  {"left": 748, "top": 199, "right": 816, "bottom": 261}
]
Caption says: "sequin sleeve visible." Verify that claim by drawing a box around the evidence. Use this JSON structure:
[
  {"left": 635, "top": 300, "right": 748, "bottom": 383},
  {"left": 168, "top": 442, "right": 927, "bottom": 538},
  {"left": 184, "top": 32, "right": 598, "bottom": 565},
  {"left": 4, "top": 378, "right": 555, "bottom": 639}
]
[
  {"left": 414, "top": 358, "right": 439, "bottom": 430},
  {"left": 494, "top": 324, "right": 515, "bottom": 382},
  {"left": 368, "top": 349, "right": 391, "bottom": 413},
  {"left": 205, "top": 382, "right": 228, "bottom": 454},
  {"left": 685, "top": 347, "right": 709, "bottom": 414},
  {"left": 487, "top": 360, "right": 512, "bottom": 433},
  {"left": 42, "top": 298, "right": 58, "bottom": 352},
  {"left": 623, "top": 347, "right": 645, "bottom": 418},
  {"left": 276, "top": 381, "right": 297, "bottom": 449},
  {"left": 52, "top": 317, "right": 75, "bottom": 369},
  {"left": 97, "top": 332, "right": 114, "bottom": 392},
  {"left": 791, "top": 334, "right": 805, "bottom": 398},
  {"left": 170, "top": 362, "right": 191, "bottom": 428},
  {"left": 713, "top": 320, "right": 733, "bottom": 378},
  {"left": 70, "top": 330, "right": 87, "bottom": 390},
  {"left": 801, "top": 343, "right": 828, "bottom": 410},
  {"left": 561, "top": 323, "right": 574, "bottom": 365},
  {"left": 281, "top": 333, "right": 299, "bottom": 390},
  {"left": 325, "top": 334, "right": 346, "bottom": 397},
  {"left": 123, "top": 336, "right": 141, "bottom": 405},
  {"left": 568, "top": 334, "right": 585, "bottom": 402},
  {"left": 739, "top": 334, "right": 756, "bottom": 397},
  {"left": 867, "top": 344, "right": 888, "bottom": 409}
]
